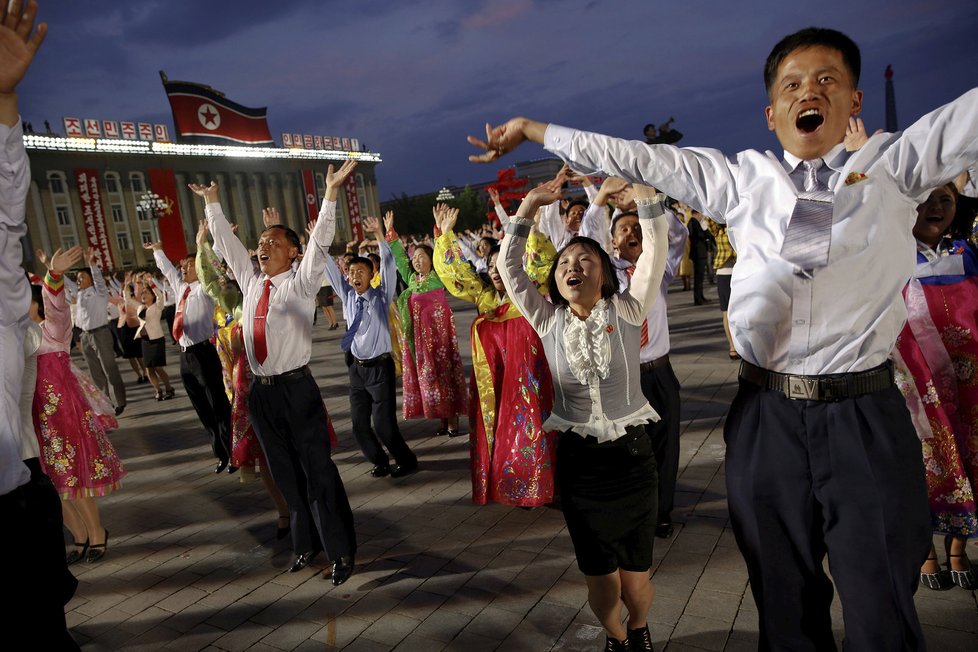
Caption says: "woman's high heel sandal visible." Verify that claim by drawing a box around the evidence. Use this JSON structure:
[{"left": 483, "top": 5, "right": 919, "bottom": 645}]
[
  {"left": 944, "top": 535, "right": 976, "bottom": 590},
  {"left": 163, "top": 387, "right": 175, "bottom": 400},
  {"left": 66, "top": 538, "right": 89, "bottom": 566},
  {"left": 919, "top": 554, "right": 953, "bottom": 590},
  {"left": 155, "top": 390, "right": 164, "bottom": 401},
  {"left": 87, "top": 529, "right": 109, "bottom": 563},
  {"left": 947, "top": 554, "right": 976, "bottom": 590}
]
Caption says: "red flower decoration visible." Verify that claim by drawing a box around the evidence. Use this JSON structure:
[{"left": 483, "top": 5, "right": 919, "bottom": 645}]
[{"left": 606, "top": 324, "right": 614, "bottom": 333}]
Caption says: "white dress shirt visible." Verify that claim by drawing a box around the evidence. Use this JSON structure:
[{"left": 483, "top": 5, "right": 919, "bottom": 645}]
[
  {"left": 136, "top": 286, "right": 166, "bottom": 340},
  {"left": 0, "top": 119, "right": 32, "bottom": 494},
  {"left": 74, "top": 264, "right": 110, "bottom": 331},
  {"left": 206, "top": 198, "right": 337, "bottom": 376},
  {"left": 544, "top": 87, "right": 978, "bottom": 375},
  {"left": 154, "top": 251, "right": 215, "bottom": 347},
  {"left": 599, "top": 209, "right": 688, "bottom": 362}
]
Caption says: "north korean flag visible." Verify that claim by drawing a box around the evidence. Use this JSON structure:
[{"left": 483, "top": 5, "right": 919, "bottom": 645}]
[{"left": 160, "top": 72, "right": 274, "bottom": 146}]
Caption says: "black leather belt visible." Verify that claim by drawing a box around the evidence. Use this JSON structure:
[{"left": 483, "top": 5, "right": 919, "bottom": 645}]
[
  {"left": 180, "top": 341, "right": 210, "bottom": 353},
  {"left": 255, "top": 365, "right": 312, "bottom": 386},
  {"left": 639, "top": 354, "right": 671, "bottom": 374},
  {"left": 351, "top": 352, "right": 391, "bottom": 367},
  {"left": 739, "top": 360, "right": 894, "bottom": 402}
]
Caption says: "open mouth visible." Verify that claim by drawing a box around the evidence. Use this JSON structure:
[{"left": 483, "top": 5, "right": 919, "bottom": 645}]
[
  {"left": 925, "top": 214, "right": 945, "bottom": 224},
  {"left": 796, "top": 108, "right": 824, "bottom": 133},
  {"left": 566, "top": 276, "right": 583, "bottom": 288},
  {"left": 259, "top": 254, "right": 270, "bottom": 263},
  {"left": 627, "top": 239, "right": 640, "bottom": 247}
]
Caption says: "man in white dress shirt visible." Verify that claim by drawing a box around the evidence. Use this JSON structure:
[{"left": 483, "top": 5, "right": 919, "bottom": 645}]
[
  {"left": 144, "top": 242, "right": 232, "bottom": 473},
  {"left": 75, "top": 248, "right": 127, "bottom": 415},
  {"left": 469, "top": 27, "right": 978, "bottom": 651},
  {"left": 194, "top": 160, "right": 358, "bottom": 586},
  {"left": 0, "top": 2, "right": 79, "bottom": 646}
]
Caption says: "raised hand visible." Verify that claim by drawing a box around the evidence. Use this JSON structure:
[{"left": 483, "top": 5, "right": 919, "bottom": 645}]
[
  {"left": 34, "top": 247, "right": 47, "bottom": 266},
  {"left": 468, "top": 118, "right": 540, "bottom": 163},
  {"left": 325, "top": 159, "right": 358, "bottom": 199},
  {"left": 230, "top": 223, "right": 238, "bottom": 234},
  {"left": 844, "top": 117, "right": 882, "bottom": 152},
  {"left": 262, "top": 206, "right": 281, "bottom": 227},
  {"left": 363, "top": 215, "right": 381, "bottom": 236},
  {"left": 487, "top": 186, "right": 500, "bottom": 206},
  {"left": 436, "top": 204, "right": 459, "bottom": 233},
  {"left": 85, "top": 246, "right": 100, "bottom": 266},
  {"left": 305, "top": 219, "right": 316, "bottom": 238},
  {"left": 518, "top": 181, "right": 563, "bottom": 218},
  {"left": 383, "top": 210, "right": 395, "bottom": 233},
  {"left": 195, "top": 220, "right": 209, "bottom": 247},
  {"left": 0, "top": 0, "right": 47, "bottom": 98},
  {"left": 142, "top": 240, "right": 163, "bottom": 251},
  {"left": 631, "top": 183, "right": 660, "bottom": 201},
  {"left": 45, "top": 245, "right": 82, "bottom": 275},
  {"left": 187, "top": 181, "right": 219, "bottom": 202}
]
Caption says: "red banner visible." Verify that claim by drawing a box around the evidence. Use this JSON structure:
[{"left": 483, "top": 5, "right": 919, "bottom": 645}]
[
  {"left": 343, "top": 172, "right": 363, "bottom": 241},
  {"left": 73, "top": 169, "right": 115, "bottom": 271},
  {"left": 300, "top": 169, "right": 319, "bottom": 224},
  {"left": 162, "top": 77, "right": 274, "bottom": 146},
  {"left": 147, "top": 168, "right": 188, "bottom": 262}
]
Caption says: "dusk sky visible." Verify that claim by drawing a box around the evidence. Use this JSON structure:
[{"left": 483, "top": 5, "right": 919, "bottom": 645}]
[{"left": 18, "top": 0, "right": 978, "bottom": 199}]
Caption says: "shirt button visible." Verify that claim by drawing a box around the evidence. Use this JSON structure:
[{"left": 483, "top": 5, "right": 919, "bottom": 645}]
[{"left": 794, "top": 319, "right": 806, "bottom": 325}]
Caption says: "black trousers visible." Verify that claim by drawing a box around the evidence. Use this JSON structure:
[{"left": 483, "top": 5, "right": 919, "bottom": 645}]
[
  {"left": 692, "top": 252, "right": 707, "bottom": 303},
  {"left": 724, "top": 380, "right": 931, "bottom": 651},
  {"left": 249, "top": 375, "right": 356, "bottom": 560},
  {"left": 0, "top": 459, "right": 80, "bottom": 650},
  {"left": 348, "top": 355, "right": 416, "bottom": 468},
  {"left": 639, "top": 360, "right": 681, "bottom": 524},
  {"left": 179, "top": 342, "right": 232, "bottom": 462}
]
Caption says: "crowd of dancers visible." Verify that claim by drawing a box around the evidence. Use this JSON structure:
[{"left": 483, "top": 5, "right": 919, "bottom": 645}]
[{"left": 3, "top": 3, "right": 978, "bottom": 651}]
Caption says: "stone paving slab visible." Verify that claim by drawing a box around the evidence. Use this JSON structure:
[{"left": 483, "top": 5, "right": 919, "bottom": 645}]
[{"left": 62, "top": 282, "right": 978, "bottom": 650}]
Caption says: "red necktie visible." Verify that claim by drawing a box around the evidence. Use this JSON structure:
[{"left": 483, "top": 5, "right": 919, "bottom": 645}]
[
  {"left": 253, "top": 279, "right": 272, "bottom": 364},
  {"left": 626, "top": 265, "right": 649, "bottom": 348},
  {"left": 171, "top": 285, "right": 192, "bottom": 342}
]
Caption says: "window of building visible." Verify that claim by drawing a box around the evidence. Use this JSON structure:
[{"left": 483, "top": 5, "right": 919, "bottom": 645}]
[
  {"left": 129, "top": 172, "right": 146, "bottom": 194},
  {"left": 47, "top": 171, "right": 79, "bottom": 247},
  {"left": 105, "top": 173, "right": 120, "bottom": 193},
  {"left": 116, "top": 231, "right": 132, "bottom": 251},
  {"left": 56, "top": 205, "right": 71, "bottom": 226},
  {"left": 111, "top": 204, "right": 125, "bottom": 224}
]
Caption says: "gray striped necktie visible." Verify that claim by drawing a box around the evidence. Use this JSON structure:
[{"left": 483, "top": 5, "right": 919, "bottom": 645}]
[{"left": 781, "top": 159, "right": 834, "bottom": 270}]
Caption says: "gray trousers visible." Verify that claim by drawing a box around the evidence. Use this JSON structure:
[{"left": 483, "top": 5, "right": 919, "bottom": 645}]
[{"left": 79, "top": 325, "right": 126, "bottom": 408}]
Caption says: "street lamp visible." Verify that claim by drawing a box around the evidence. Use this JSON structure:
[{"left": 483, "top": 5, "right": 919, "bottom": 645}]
[
  {"left": 436, "top": 187, "right": 455, "bottom": 202},
  {"left": 137, "top": 191, "right": 168, "bottom": 242}
]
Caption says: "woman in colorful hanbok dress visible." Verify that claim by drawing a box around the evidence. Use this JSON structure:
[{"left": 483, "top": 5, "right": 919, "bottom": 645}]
[
  {"left": 894, "top": 182, "right": 978, "bottom": 591},
  {"left": 433, "top": 203, "right": 558, "bottom": 507},
  {"left": 386, "top": 212, "right": 467, "bottom": 436},
  {"left": 30, "top": 246, "right": 126, "bottom": 565}
]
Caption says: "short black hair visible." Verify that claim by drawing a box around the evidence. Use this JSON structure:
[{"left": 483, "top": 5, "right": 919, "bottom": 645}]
[
  {"left": 764, "top": 27, "right": 861, "bottom": 95},
  {"left": 610, "top": 211, "right": 639, "bottom": 237},
  {"left": 547, "top": 236, "right": 620, "bottom": 307},
  {"left": 348, "top": 255, "right": 373, "bottom": 273},
  {"left": 477, "top": 236, "right": 497, "bottom": 252},
  {"left": 261, "top": 225, "right": 302, "bottom": 252},
  {"left": 566, "top": 199, "right": 588, "bottom": 213}
]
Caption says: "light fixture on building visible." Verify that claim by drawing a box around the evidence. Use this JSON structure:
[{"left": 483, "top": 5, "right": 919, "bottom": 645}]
[
  {"left": 436, "top": 187, "right": 455, "bottom": 202},
  {"left": 137, "top": 192, "right": 169, "bottom": 241}
]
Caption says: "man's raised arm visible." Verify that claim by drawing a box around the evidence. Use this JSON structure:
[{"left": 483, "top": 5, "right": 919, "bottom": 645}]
[
  {"left": 295, "top": 160, "right": 356, "bottom": 297},
  {"left": 468, "top": 117, "right": 739, "bottom": 223},
  {"left": 188, "top": 182, "right": 253, "bottom": 287}
]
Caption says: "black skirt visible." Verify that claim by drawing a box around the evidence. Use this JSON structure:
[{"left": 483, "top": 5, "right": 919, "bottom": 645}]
[
  {"left": 141, "top": 336, "right": 166, "bottom": 368},
  {"left": 317, "top": 286, "right": 335, "bottom": 307},
  {"left": 119, "top": 324, "right": 142, "bottom": 359},
  {"left": 556, "top": 425, "right": 658, "bottom": 576}
]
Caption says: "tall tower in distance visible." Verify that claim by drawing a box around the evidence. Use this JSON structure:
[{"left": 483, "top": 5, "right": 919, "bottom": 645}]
[{"left": 884, "top": 65, "right": 898, "bottom": 132}]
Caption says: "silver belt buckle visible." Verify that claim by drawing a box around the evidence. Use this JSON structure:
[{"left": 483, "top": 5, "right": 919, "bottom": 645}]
[{"left": 786, "top": 375, "right": 820, "bottom": 400}]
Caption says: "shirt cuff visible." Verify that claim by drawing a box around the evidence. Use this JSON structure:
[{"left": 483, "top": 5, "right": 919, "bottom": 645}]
[
  {"left": 543, "top": 124, "right": 575, "bottom": 154},
  {"left": 505, "top": 218, "right": 533, "bottom": 238}
]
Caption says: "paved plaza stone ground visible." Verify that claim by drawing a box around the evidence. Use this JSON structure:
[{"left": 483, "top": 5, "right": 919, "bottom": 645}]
[{"left": 63, "top": 281, "right": 978, "bottom": 651}]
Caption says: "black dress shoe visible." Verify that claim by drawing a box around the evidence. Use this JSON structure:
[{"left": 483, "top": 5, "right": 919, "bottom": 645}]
[
  {"left": 114, "top": 405, "right": 125, "bottom": 417},
  {"left": 289, "top": 549, "right": 320, "bottom": 573},
  {"left": 390, "top": 461, "right": 418, "bottom": 478},
  {"left": 370, "top": 464, "right": 390, "bottom": 478},
  {"left": 655, "top": 522, "right": 674, "bottom": 539},
  {"left": 214, "top": 460, "right": 229, "bottom": 473},
  {"left": 331, "top": 556, "right": 354, "bottom": 585},
  {"left": 227, "top": 465, "right": 239, "bottom": 474}
]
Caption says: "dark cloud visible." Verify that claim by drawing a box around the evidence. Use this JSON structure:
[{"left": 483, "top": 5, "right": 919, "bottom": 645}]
[{"left": 15, "top": 0, "right": 978, "bottom": 196}]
